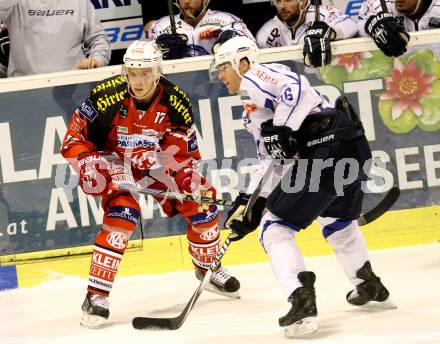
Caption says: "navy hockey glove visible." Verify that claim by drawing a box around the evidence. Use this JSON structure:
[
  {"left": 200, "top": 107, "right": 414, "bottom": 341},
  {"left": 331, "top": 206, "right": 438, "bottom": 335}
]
[
  {"left": 303, "top": 21, "right": 335, "bottom": 68},
  {"left": 365, "top": 12, "right": 409, "bottom": 57},
  {"left": 156, "top": 33, "right": 188, "bottom": 60},
  {"left": 261, "top": 120, "right": 298, "bottom": 160},
  {"left": 225, "top": 194, "right": 266, "bottom": 242}
]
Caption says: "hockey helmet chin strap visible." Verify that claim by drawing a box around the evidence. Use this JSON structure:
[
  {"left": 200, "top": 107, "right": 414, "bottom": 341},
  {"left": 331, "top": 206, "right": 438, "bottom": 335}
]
[
  {"left": 175, "top": 0, "right": 210, "bottom": 21},
  {"left": 273, "top": 0, "right": 310, "bottom": 29}
]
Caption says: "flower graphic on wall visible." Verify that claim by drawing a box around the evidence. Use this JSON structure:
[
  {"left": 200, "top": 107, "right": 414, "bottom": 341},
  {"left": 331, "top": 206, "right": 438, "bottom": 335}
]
[
  {"left": 331, "top": 52, "right": 373, "bottom": 75},
  {"left": 378, "top": 56, "right": 440, "bottom": 133},
  {"left": 319, "top": 47, "right": 440, "bottom": 133},
  {"left": 380, "top": 59, "right": 435, "bottom": 119}
]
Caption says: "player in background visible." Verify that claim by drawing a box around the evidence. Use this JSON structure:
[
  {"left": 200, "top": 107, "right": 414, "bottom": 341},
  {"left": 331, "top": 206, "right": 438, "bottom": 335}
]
[
  {"left": 149, "top": 0, "right": 254, "bottom": 59},
  {"left": 256, "top": 0, "right": 358, "bottom": 67},
  {"left": 355, "top": 0, "right": 438, "bottom": 57},
  {"left": 0, "top": 0, "right": 110, "bottom": 77},
  {"left": 210, "top": 36, "right": 396, "bottom": 338},
  {"left": 61, "top": 40, "right": 240, "bottom": 328}
]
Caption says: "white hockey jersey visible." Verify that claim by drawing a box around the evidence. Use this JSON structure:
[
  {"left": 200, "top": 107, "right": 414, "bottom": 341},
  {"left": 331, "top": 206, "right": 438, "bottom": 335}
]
[
  {"left": 150, "top": 9, "right": 254, "bottom": 56},
  {"left": 239, "top": 63, "right": 330, "bottom": 194},
  {"left": 357, "top": 0, "right": 440, "bottom": 35},
  {"left": 256, "top": 5, "right": 358, "bottom": 48}
]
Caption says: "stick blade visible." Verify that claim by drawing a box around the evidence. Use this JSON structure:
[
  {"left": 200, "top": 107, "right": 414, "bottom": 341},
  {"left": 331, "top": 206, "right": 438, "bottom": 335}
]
[
  {"left": 132, "top": 316, "right": 180, "bottom": 330},
  {"left": 358, "top": 187, "right": 400, "bottom": 226}
]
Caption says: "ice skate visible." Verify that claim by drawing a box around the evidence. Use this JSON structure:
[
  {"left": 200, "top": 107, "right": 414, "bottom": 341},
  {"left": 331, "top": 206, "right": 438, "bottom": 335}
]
[
  {"left": 346, "top": 261, "right": 397, "bottom": 309},
  {"left": 279, "top": 271, "right": 318, "bottom": 338},
  {"left": 196, "top": 266, "right": 241, "bottom": 299},
  {"left": 80, "top": 292, "right": 110, "bottom": 328}
]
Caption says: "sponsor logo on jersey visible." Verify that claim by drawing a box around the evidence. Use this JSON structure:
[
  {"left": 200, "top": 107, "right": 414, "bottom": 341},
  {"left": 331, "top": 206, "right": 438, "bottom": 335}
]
[
  {"left": 199, "top": 18, "right": 225, "bottom": 27},
  {"left": 106, "top": 231, "right": 128, "bottom": 250},
  {"left": 79, "top": 98, "right": 98, "bottom": 122},
  {"left": 116, "top": 133, "right": 159, "bottom": 148},
  {"left": 108, "top": 206, "right": 139, "bottom": 225},
  {"left": 189, "top": 207, "right": 219, "bottom": 226},
  {"left": 200, "top": 224, "right": 220, "bottom": 241},
  {"left": 254, "top": 69, "right": 277, "bottom": 84},
  {"left": 142, "top": 128, "right": 158, "bottom": 136},
  {"left": 28, "top": 9, "right": 74, "bottom": 16},
  {"left": 169, "top": 93, "right": 192, "bottom": 124},
  {"left": 96, "top": 90, "right": 127, "bottom": 112},
  {"left": 199, "top": 27, "right": 221, "bottom": 39},
  {"left": 117, "top": 126, "right": 128, "bottom": 133},
  {"left": 92, "top": 76, "right": 126, "bottom": 95},
  {"left": 187, "top": 134, "right": 198, "bottom": 153}
]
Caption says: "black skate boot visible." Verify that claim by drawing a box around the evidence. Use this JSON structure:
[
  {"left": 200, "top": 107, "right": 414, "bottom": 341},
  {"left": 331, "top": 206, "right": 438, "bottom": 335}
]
[
  {"left": 196, "top": 266, "right": 241, "bottom": 299},
  {"left": 279, "top": 271, "right": 318, "bottom": 338},
  {"left": 80, "top": 292, "right": 110, "bottom": 328},
  {"left": 346, "top": 261, "right": 396, "bottom": 309}
]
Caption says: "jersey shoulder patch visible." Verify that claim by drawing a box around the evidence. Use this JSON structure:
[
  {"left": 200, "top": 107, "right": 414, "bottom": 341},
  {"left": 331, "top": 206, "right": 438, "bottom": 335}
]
[
  {"left": 160, "top": 76, "right": 194, "bottom": 127},
  {"left": 88, "top": 75, "right": 128, "bottom": 116}
]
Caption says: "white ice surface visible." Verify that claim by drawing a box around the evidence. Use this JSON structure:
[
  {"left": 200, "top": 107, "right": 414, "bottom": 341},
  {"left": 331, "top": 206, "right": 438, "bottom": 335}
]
[{"left": 1, "top": 243, "right": 439, "bottom": 344}]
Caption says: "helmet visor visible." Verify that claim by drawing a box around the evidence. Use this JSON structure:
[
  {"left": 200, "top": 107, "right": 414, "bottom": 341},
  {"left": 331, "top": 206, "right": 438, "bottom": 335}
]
[{"left": 209, "top": 61, "right": 232, "bottom": 82}]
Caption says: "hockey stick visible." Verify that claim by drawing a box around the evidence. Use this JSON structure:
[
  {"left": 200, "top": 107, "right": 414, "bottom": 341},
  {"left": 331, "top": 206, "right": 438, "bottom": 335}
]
[
  {"left": 314, "top": 0, "right": 320, "bottom": 22},
  {"left": 112, "top": 181, "right": 399, "bottom": 226},
  {"left": 110, "top": 183, "right": 235, "bottom": 207},
  {"left": 132, "top": 234, "right": 232, "bottom": 330},
  {"left": 167, "top": 0, "right": 177, "bottom": 35},
  {"left": 130, "top": 179, "right": 398, "bottom": 330},
  {"left": 379, "top": 0, "right": 389, "bottom": 13},
  {"left": 357, "top": 187, "right": 400, "bottom": 226},
  {"left": 132, "top": 164, "right": 274, "bottom": 330}
]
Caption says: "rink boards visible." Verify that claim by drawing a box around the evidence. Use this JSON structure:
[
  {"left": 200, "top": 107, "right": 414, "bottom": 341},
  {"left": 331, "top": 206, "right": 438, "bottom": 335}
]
[
  {"left": 1, "top": 205, "right": 438, "bottom": 289},
  {"left": 1, "top": 32, "right": 440, "bottom": 291}
]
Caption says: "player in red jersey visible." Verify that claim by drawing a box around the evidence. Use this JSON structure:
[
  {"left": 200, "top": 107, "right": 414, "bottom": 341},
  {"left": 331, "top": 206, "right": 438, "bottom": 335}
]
[{"left": 61, "top": 40, "right": 240, "bottom": 328}]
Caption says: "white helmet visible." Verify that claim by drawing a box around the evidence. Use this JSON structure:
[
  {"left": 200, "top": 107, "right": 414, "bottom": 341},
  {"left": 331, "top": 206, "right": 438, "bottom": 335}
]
[
  {"left": 123, "top": 40, "right": 163, "bottom": 99},
  {"left": 210, "top": 36, "right": 259, "bottom": 79}
]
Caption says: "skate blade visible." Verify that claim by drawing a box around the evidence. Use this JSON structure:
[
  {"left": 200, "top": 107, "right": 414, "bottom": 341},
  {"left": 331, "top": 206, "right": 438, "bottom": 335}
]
[
  {"left": 80, "top": 312, "right": 107, "bottom": 328},
  {"left": 361, "top": 298, "right": 397, "bottom": 310},
  {"left": 203, "top": 282, "right": 241, "bottom": 299},
  {"left": 283, "top": 317, "right": 318, "bottom": 338}
]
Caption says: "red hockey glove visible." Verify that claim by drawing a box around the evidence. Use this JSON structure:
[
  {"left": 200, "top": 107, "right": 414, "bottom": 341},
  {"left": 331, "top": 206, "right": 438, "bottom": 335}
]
[
  {"left": 174, "top": 168, "right": 216, "bottom": 211},
  {"left": 76, "top": 152, "right": 112, "bottom": 196}
]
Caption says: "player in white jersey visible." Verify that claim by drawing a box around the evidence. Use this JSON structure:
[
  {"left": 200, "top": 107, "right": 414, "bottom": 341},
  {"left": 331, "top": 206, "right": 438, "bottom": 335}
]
[
  {"left": 256, "top": 0, "right": 357, "bottom": 67},
  {"left": 210, "top": 36, "right": 396, "bottom": 338},
  {"left": 356, "top": 0, "right": 433, "bottom": 57},
  {"left": 149, "top": 0, "right": 253, "bottom": 59}
]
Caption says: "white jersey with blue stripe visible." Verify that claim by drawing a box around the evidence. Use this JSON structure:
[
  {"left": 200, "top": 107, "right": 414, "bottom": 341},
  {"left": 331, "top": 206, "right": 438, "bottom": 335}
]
[{"left": 239, "top": 63, "right": 330, "bottom": 195}]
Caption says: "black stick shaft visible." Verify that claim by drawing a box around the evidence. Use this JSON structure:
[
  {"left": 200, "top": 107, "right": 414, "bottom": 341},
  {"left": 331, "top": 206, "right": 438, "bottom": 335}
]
[{"left": 167, "top": 0, "right": 177, "bottom": 34}]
